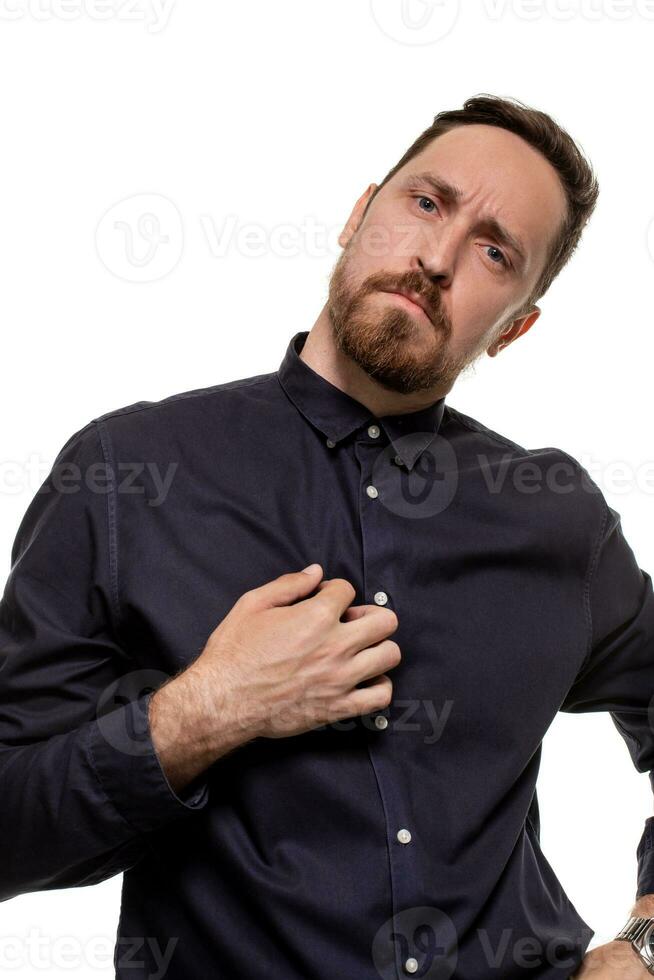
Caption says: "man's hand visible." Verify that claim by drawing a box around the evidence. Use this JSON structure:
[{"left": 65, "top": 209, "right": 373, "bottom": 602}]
[
  {"left": 571, "top": 939, "right": 650, "bottom": 977},
  {"left": 149, "top": 564, "right": 402, "bottom": 793},
  {"left": 194, "top": 564, "right": 401, "bottom": 739},
  {"left": 572, "top": 897, "right": 654, "bottom": 978}
]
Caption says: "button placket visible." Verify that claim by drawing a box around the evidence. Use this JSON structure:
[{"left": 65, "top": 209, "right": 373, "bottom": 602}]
[
  {"left": 358, "top": 424, "right": 393, "bottom": 614},
  {"left": 355, "top": 432, "right": 423, "bottom": 980}
]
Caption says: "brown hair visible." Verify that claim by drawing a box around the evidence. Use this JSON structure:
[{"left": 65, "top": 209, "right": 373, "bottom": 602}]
[{"left": 362, "top": 93, "right": 599, "bottom": 324}]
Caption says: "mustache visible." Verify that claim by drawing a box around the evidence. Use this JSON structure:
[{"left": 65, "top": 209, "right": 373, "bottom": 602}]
[{"left": 365, "top": 273, "right": 448, "bottom": 330}]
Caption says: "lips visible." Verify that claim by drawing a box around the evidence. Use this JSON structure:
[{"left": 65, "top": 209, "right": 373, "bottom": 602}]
[{"left": 382, "top": 289, "right": 433, "bottom": 324}]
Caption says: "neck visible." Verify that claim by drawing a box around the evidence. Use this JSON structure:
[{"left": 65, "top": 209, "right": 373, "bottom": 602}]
[{"left": 300, "top": 304, "right": 447, "bottom": 418}]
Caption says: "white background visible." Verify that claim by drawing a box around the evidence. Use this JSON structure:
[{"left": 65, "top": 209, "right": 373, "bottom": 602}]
[{"left": 1, "top": 0, "right": 653, "bottom": 976}]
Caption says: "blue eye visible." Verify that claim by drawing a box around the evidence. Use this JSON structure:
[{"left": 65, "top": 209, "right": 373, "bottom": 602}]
[
  {"left": 485, "top": 245, "right": 507, "bottom": 265},
  {"left": 417, "top": 196, "right": 437, "bottom": 213}
]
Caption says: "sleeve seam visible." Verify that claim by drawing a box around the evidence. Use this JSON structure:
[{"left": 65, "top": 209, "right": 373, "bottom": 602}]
[
  {"left": 580, "top": 492, "right": 610, "bottom": 676},
  {"left": 547, "top": 446, "right": 609, "bottom": 678},
  {"left": 94, "top": 420, "right": 122, "bottom": 637}
]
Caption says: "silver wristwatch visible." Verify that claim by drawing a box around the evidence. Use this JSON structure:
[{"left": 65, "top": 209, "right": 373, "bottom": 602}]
[{"left": 615, "top": 916, "right": 654, "bottom": 973}]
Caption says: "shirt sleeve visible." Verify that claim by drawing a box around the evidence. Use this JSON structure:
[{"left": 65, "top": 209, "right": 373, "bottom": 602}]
[
  {"left": 0, "top": 419, "right": 210, "bottom": 904},
  {"left": 559, "top": 492, "right": 654, "bottom": 899}
]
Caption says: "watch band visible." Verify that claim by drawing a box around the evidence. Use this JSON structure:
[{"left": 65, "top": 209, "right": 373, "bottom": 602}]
[
  {"left": 615, "top": 916, "right": 654, "bottom": 974},
  {"left": 616, "top": 915, "right": 652, "bottom": 942}
]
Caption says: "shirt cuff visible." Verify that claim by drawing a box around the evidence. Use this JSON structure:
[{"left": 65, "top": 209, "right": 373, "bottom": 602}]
[
  {"left": 636, "top": 816, "right": 654, "bottom": 898},
  {"left": 86, "top": 691, "right": 210, "bottom": 835}
]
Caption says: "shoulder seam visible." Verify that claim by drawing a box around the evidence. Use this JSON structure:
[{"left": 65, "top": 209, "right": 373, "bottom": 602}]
[
  {"left": 443, "top": 405, "right": 530, "bottom": 456},
  {"left": 444, "top": 406, "right": 589, "bottom": 471},
  {"left": 91, "top": 373, "right": 275, "bottom": 425}
]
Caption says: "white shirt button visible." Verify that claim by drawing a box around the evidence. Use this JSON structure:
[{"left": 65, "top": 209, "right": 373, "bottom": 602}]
[
  {"left": 373, "top": 591, "right": 388, "bottom": 605},
  {"left": 366, "top": 485, "right": 378, "bottom": 499},
  {"left": 374, "top": 715, "right": 388, "bottom": 730},
  {"left": 405, "top": 957, "right": 418, "bottom": 974},
  {"left": 397, "top": 828, "right": 412, "bottom": 844},
  {"left": 393, "top": 454, "right": 404, "bottom": 466},
  {"left": 326, "top": 438, "right": 336, "bottom": 448},
  {"left": 367, "top": 424, "right": 380, "bottom": 438}
]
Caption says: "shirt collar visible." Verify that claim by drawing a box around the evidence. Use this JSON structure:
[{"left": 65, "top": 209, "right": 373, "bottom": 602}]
[{"left": 276, "top": 330, "right": 447, "bottom": 472}]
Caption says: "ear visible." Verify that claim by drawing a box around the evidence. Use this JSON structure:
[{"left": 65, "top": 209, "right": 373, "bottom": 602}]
[
  {"left": 338, "top": 183, "right": 379, "bottom": 249},
  {"left": 487, "top": 305, "right": 541, "bottom": 357}
]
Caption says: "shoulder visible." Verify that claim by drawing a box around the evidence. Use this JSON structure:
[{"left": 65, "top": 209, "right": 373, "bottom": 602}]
[
  {"left": 441, "top": 402, "right": 607, "bottom": 530},
  {"left": 49, "top": 369, "right": 282, "bottom": 473},
  {"left": 90, "top": 369, "right": 278, "bottom": 427},
  {"left": 76, "top": 369, "right": 282, "bottom": 453},
  {"left": 443, "top": 402, "right": 595, "bottom": 474}
]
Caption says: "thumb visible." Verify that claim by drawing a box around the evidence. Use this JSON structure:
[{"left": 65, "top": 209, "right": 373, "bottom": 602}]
[{"left": 256, "top": 563, "right": 323, "bottom": 608}]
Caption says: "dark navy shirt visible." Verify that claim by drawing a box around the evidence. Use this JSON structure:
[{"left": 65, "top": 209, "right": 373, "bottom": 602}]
[{"left": 2, "top": 329, "right": 654, "bottom": 979}]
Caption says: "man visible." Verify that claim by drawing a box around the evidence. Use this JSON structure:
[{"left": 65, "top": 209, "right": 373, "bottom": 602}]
[{"left": 1, "top": 94, "right": 653, "bottom": 979}]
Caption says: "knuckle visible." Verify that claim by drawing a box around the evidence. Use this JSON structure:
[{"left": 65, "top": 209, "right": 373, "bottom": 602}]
[
  {"left": 236, "top": 588, "right": 255, "bottom": 608},
  {"left": 332, "top": 577, "right": 357, "bottom": 602},
  {"left": 378, "top": 680, "right": 393, "bottom": 707},
  {"left": 323, "top": 675, "right": 347, "bottom": 700},
  {"left": 311, "top": 598, "right": 334, "bottom": 628},
  {"left": 383, "top": 608, "right": 399, "bottom": 632},
  {"left": 386, "top": 640, "right": 402, "bottom": 665}
]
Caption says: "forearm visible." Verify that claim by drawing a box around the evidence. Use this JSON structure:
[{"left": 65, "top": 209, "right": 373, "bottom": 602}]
[
  {"left": 148, "top": 663, "right": 259, "bottom": 794},
  {"left": 631, "top": 893, "right": 654, "bottom": 917}
]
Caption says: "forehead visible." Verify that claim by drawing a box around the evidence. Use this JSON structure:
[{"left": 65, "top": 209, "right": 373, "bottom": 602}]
[{"left": 393, "top": 124, "right": 568, "bottom": 278}]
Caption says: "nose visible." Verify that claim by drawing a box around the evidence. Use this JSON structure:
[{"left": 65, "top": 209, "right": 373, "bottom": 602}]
[{"left": 412, "top": 225, "right": 457, "bottom": 288}]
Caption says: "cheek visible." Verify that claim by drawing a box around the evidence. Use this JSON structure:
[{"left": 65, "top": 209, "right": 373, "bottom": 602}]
[
  {"left": 356, "top": 203, "right": 416, "bottom": 269},
  {"left": 449, "top": 272, "right": 514, "bottom": 343},
  {"left": 355, "top": 225, "right": 406, "bottom": 272},
  {"left": 447, "top": 286, "right": 485, "bottom": 344},
  {"left": 344, "top": 233, "right": 383, "bottom": 283}
]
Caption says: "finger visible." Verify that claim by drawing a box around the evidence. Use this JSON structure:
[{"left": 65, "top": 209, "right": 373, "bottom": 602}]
[
  {"left": 249, "top": 565, "right": 323, "bottom": 609},
  {"left": 339, "top": 674, "right": 393, "bottom": 717},
  {"left": 340, "top": 604, "right": 380, "bottom": 623},
  {"left": 347, "top": 640, "right": 402, "bottom": 686},
  {"left": 340, "top": 606, "right": 399, "bottom": 651},
  {"left": 305, "top": 577, "right": 358, "bottom": 619}
]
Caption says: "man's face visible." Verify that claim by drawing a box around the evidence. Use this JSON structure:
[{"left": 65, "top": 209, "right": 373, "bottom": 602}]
[{"left": 327, "top": 123, "right": 568, "bottom": 396}]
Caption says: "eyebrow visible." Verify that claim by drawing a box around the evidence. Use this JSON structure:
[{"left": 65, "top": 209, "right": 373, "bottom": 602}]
[{"left": 399, "top": 170, "right": 528, "bottom": 271}]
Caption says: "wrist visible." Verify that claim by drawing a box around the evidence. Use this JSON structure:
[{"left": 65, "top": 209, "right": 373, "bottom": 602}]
[
  {"left": 149, "top": 664, "right": 257, "bottom": 793},
  {"left": 615, "top": 913, "right": 654, "bottom": 976}
]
